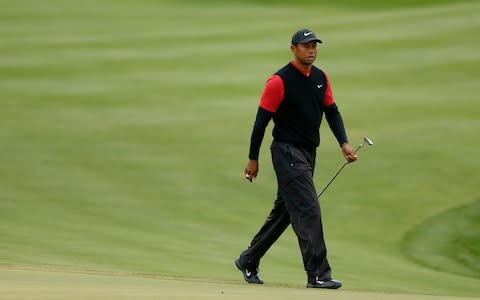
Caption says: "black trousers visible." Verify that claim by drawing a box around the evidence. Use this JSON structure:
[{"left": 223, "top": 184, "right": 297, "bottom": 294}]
[{"left": 238, "top": 141, "right": 331, "bottom": 280}]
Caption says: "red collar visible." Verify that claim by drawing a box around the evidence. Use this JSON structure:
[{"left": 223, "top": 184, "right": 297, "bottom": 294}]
[{"left": 291, "top": 60, "right": 311, "bottom": 77}]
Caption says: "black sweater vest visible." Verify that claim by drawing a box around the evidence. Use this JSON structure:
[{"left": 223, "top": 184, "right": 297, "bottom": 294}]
[{"left": 273, "top": 63, "right": 328, "bottom": 150}]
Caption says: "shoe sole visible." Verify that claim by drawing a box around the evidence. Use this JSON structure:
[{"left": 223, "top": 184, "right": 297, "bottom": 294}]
[{"left": 306, "top": 281, "right": 342, "bottom": 289}]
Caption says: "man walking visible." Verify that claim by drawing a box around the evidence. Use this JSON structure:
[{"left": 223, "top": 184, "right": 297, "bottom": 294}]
[{"left": 235, "top": 29, "right": 358, "bottom": 289}]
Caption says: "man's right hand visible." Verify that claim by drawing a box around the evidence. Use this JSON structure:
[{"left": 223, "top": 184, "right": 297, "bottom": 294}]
[{"left": 244, "top": 160, "right": 259, "bottom": 182}]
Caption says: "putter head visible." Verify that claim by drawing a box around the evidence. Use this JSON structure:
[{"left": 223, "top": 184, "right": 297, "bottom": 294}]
[{"left": 363, "top": 137, "right": 373, "bottom": 146}]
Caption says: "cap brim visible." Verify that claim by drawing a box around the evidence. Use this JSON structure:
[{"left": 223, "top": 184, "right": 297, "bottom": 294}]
[{"left": 294, "top": 37, "right": 322, "bottom": 44}]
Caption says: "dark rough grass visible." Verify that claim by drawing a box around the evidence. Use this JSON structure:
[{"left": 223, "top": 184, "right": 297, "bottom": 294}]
[{"left": 403, "top": 200, "right": 480, "bottom": 279}]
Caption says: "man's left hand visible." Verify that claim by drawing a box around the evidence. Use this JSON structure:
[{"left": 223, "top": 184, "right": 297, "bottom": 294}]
[{"left": 341, "top": 143, "right": 358, "bottom": 163}]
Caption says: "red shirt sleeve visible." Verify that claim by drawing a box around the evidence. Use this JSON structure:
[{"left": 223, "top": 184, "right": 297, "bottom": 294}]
[
  {"left": 324, "top": 74, "right": 335, "bottom": 107},
  {"left": 259, "top": 75, "right": 284, "bottom": 113}
]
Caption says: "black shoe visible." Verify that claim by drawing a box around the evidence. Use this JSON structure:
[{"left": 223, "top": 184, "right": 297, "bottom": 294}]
[
  {"left": 234, "top": 258, "right": 264, "bottom": 284},
  {"left": 306, "top": 279, "right": 342, "bottom": 289}
]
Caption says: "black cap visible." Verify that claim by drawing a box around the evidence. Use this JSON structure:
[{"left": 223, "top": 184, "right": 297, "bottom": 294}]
[{"left": 291, "top": 28, "right": 322, "bottom": 45}]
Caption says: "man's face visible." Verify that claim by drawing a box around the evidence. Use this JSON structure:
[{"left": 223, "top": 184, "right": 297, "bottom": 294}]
[{"left": 291, "top": 41, "right": 317, "bottom": 66}]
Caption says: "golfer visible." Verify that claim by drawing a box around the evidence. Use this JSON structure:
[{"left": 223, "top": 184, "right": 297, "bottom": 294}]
[{"left": 235, "top": 29, "right": 357, "bottom": 289}]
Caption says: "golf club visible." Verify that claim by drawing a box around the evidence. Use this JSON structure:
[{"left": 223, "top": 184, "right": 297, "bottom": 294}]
[{"left": 317, "top": 137, "right": 373, "bottom": 198}]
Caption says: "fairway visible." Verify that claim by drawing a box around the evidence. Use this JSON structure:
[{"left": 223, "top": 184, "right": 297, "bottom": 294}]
[{"left": 1, "top": 0, "right": 479, "bottom": 299}]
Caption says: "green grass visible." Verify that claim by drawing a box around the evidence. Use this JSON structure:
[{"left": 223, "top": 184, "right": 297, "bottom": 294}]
[
  {"left": 3, "top": 267, "right": 475, "bottom": 300},
  {"left": 1, "top": 0, "right": 480, "bottom": 299},
  {"left": 404, "top": 199, "right": 480, "bottom": 279}
]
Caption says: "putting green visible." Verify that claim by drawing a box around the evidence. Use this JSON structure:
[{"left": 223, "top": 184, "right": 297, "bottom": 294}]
[{"left": 0, "top": 267, "right": 475, "bottom": 300}]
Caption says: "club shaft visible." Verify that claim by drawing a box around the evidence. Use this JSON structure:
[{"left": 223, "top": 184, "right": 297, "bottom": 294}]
[
  {"left": 316, "top": 142, "right": 365, "bottom": 198},
  {"left": 317, "top": 162, "right": 348, "bottom": 197}
]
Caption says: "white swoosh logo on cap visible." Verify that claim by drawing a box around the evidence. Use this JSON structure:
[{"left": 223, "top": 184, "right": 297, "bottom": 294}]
[{"left": 304, "top": 32, "right": 313, "bottom": 36}]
